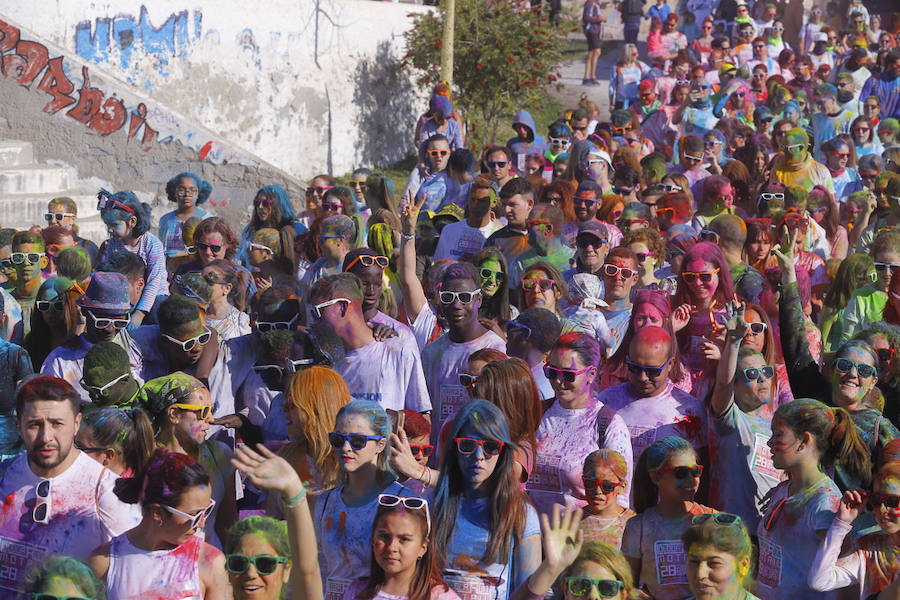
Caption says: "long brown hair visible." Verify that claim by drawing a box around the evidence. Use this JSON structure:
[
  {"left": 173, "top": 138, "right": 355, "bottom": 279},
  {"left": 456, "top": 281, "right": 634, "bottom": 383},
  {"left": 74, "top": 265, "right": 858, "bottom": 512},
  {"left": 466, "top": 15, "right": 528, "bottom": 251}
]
[
  {"left": 472, "top": 358, "right": 542, "bottom": 458},
  {"left": 808, "top": 185, "right": 841, "bottom": 241},
  {"left": 357, "top": 502, "right": 449, "bottom": 600},
  {"left": 540, "top": 179, "right": 576, "bottom": 223}
]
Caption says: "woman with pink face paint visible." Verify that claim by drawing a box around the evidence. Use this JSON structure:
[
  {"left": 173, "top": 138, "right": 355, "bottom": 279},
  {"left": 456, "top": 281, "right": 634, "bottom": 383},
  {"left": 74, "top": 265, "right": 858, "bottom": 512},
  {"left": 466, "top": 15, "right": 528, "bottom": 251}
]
[{"left": 809, "top": 462, "right": 900, "bottom": 598}]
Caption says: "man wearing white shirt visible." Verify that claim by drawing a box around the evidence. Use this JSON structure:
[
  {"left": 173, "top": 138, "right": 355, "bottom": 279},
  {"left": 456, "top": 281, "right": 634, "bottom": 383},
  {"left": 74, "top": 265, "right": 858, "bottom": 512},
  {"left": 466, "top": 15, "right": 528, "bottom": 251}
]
[
  {"left": 432, "top": 177, "right": 502, "bottom": 262},
  {"left": 0, "top": 376, "right": 137, "bottom": 597}
]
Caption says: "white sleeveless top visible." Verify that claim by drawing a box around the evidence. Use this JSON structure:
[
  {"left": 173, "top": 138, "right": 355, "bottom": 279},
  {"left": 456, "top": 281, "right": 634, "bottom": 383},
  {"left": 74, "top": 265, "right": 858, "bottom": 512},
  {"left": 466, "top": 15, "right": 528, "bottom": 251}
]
[{"left": 107, "top": 532, "right": 204, "bottom": 600}]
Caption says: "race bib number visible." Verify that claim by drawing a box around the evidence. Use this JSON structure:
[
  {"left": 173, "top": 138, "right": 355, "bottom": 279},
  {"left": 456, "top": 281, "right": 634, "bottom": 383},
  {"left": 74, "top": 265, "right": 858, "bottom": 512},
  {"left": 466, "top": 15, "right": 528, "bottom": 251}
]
[
  {"left": 444, "top": 571, "right": 502, "bottom": 600},
  {"left": 757, "top": 537, "right": 782, "bottom": 588},
  {"left": 0, "top": 536, "right": 47, "bottom": 592},
  {"left": 325, "top": 577, "right": 352, "bottom": 600},
  {"left": 526, "top": 453, "right": 563, "bottom": 493},
  {"left": 456, "top": 229, "right": 485, "bottom": 260},
  {"left": 654, "top": 539, "right": 687, "bottom": 586},
  {"left": 752, "top": 433, "right": 781, "bottom": 481},
  {"left": 440, "top": 385, "right": 469, "bottom": 423}
]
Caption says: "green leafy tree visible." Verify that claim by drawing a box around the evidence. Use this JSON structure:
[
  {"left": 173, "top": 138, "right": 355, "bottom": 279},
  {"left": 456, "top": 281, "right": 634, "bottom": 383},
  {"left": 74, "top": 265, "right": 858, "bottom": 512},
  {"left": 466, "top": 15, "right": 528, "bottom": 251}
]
[{"left": 404, "top": 0, "right": 566, "bottom": 150}]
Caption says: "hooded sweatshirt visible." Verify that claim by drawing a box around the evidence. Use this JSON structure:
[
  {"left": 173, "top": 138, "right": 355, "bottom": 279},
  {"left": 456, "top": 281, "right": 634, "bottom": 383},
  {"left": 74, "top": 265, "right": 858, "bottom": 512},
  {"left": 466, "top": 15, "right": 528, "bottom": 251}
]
[{"left": 507, "top": 110, "right": 547, "bottom": 169}]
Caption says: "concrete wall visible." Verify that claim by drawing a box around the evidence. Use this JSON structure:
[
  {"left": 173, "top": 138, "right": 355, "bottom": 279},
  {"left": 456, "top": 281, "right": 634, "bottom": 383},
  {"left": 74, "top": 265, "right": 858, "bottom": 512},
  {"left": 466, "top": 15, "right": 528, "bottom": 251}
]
[{"left": 0, "top": 1, "right": 427, "bottom": 227}]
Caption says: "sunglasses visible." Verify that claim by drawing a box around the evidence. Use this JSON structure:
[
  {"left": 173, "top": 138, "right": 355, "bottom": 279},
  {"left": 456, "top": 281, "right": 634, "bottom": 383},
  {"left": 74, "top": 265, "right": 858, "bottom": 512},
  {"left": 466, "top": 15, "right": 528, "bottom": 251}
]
[
  {"left": 249, "top": 242, "right": 274, "bottom": 254},
  {"left": 455, "top": 437, "right": 504, "bottom": 456},
  {"left": 634, "top": 252, "right": 649, "bottom": 263},
  {"left": 254, "top": 198, "right": 274, "bottom": 207},
  {"left": 283, "top": 356, "right": 315, "bottom": 375},
  {"left": 877, "top": 348, "right": 895, "bottom": 362},
  {"left": 565, "top": 578, "right": 624, "bottom": 598},
  {"left": 378, "top": 494, "right": 431, "bottom": 534},
  {"left": 328, "top": 431, "right": 383, "bottom": 450},
  {"left": 549, "top": 137, "right": 570, "bottom": 146},
  {"left": 682, "top": 268, "right": 720, "bottom": 283},
  {"left": 172, "top": 403, "right": 213, "bottom": 420},
  {"left": 691, "top": 512, "right": 742, "bottom": 526},
  {"left": 80, "top": 372, "right": 130, "bottom": 396},
  {"left": 196, "top": 241, "right": 223, "bottom": 253},
  {"left": 428, "top": 150, "right": 450, "bottom": 158},
  {"left": 522, "top": 278, "right": 555, "bottom": 291},
  {"left": 256, "top": 313, "right": 299, "bottom": 332},
  {"left": 573, "top": 196, "right": 597, "bottom": 207},
  {"left": 74, "top": 441, "right": 108, "bottom": 453},
  {"left": 161, "top": 499, "right": 216, "bottom": 530},
  {"left": 439, "top": 290, "right": 481, "bottom": 305},
  {"left": 44, "top": 212, "right": 75, "bottom": 222},
  {"left": 97, "top": 192, "right": 136, "bottom": 215},
  {"left": 86, "top": 310, "right": 130, "bottom": 330},
  {"left": 504, "top": 320, "right": 532, "bottom": 338},
  {"left": 835, "top": 357, "right": 877, "bottom": 378},
  {"left": 225, "top": 553, "right": 288, "bottom": 575},
  {"left": 528, "top": 219, "right": 554, "bottom": 231},
  {"left": 543, "top": 363, "right": 593, "bottom": 382},
  {"left": 741, "top": 365, "right": 775, "bottom": 382},
  {"left": 875, "top": 263, "right": 900, "bottom": 274},
  {"left": 746, "top": 322, "right": 767, "bottom": 335},
  {"left": 486, "top": 160, "right": 508, "bottom": 168},
  {"left": 869, "top": 492, "right": 900, "bottom": 510},
  {"left": 410, "top": 444, "right": 434, "bottom": 457},
  {"left": 480, "top": 268, "right": 503, "bottom": 282},
  {"left": 603, "top": 264, "right": 636, "bottom": 279},
  {"left": 36, "top": 300, "right": 64, "bottom": 312},
  {"left": 656, "top": 464, "right": 703, "bottom": 479},
  {"left": 758, "top": 192, "right": 784, "bottom": 201},
  {"left": 306, "top": 185, "right": 334, "bottom": 196},
  {"left": 312, "top": 297, "right": 351, "bottom": 318},
  {"left": 162, "top": 329, "right": 212, "bottom": 351},
  {"left": 321, "top": 201, "right": 344, "bottom": 212},
  {"left": 345, "top": 254, "right": 389, "bottom": 272},
  {"left": 11, "top": 252, "right": 44, "bottom": 265},
  {"left": 699, "top": 229, "right": 720, "bottom": 243},
  {"left": 582, "top": 477, "right": 622, "bottom": 494},
  {"left": 576, "top": 236, "right": 607, "bottom": 248},
  {"left": 626, "top": 357, "right": 672, "bottom": 379},
  {"left": 459, "top": 373, "right": 478, "bottom": 387},
  {"left": 33, "top": 478, "right": 51, "bottom": 524}
]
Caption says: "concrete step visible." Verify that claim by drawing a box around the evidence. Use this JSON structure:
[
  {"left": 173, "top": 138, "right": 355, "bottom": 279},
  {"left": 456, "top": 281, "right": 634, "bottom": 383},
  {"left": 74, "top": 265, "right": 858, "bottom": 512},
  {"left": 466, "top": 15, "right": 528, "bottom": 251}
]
[
  {"left": 0, "top": 191, "right": 99, "bottom": 232},
  {"left": 0, "top": 140, "right": 34, "bottom": 168},
  {"left": 0, "top": 164, "right": 75, "bottom": 195}
]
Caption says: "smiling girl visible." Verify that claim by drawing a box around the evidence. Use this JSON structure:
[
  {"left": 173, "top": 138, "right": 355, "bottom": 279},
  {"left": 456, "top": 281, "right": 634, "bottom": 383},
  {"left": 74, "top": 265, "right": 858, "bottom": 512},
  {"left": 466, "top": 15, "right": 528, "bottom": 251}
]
[
  {"left": 682, "top": 513, "right": 758, "bottom": 600},
  {"left": 97, "top": 190, "right": 165, "bottom": 327}
]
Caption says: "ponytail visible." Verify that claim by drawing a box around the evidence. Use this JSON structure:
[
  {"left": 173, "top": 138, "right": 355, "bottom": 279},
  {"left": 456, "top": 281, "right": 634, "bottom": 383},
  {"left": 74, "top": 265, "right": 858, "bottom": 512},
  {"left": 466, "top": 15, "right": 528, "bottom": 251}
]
[
  {"left": 633, "top": 436, "right": 695, "bottom": 513},
  {"left": 79, "top": 407, "right": 156, "bottom": 475},
  {"left": 124, "top": 409, "right": 156, "bottom": 476}
]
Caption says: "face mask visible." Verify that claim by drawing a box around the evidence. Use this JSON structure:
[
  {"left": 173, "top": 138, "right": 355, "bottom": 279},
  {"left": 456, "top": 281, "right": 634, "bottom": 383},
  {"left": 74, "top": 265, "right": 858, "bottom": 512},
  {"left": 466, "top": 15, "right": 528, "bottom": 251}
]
[{"left": 837, "top": 90, "right": 854, "bottom": 104}]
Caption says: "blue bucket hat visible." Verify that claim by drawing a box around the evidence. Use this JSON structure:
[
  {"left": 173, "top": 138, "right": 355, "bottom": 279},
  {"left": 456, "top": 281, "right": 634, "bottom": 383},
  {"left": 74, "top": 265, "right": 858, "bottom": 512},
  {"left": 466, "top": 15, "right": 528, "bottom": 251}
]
[{"left": 76, "top": 272, "right": 131, "bottom": 312}]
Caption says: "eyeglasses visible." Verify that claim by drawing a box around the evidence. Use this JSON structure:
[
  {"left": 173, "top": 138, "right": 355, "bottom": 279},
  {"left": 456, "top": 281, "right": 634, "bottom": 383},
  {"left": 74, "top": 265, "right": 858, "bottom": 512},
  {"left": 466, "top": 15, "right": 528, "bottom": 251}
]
[
  {"left": 877, "top": 348, "right": 895, "bottom": 362},
  {"left": 428, "top": 150, "right": 450, "bottom": 158},
  {"left": 746, "top": 322, "right": 767, "bottom": 335},
  {"left": 378, "top": 494, "right": 431, "bottom": 534},
  {"left": 410, "top": 444, "right": 434, "bottom": 458},
  {"left": 80, "top": 372, "right": 130, "bottom": 396},
  {"left": 626, "top": 357, "right": 672, "bottom": 378},
  {"left": 321, "top": 201, "right": 343, "bottom": 212},
  {"left": 549, "top": 137, "right": 569, "bottom": 147},
  {"left": 455, "top": 437, "right": 504, "bottom": 456},
  {"left": 543, "top": 363, "right": 593, "bottom": 382},
  {"left": 835, "top": 357, "right": 877, "bottom": 378},
  {"left": 36, "top": 300, "right": 64, "bottom": 312},
  {"left": 312, "top": 297, "right": 352, "bottom": 318},
  {"left": 753, "top": 44, "right": 766, "bottom": 49},
  {"left": 225, "top": 553, "right": 289, "bottom": 575},
  {"left": 691, "top": 512, "right": 742, "bottom": 526},
  {"left": 565, "top": 578, "right": 624, "bottom": 598},
  {"left": 185, "top": 246, "right": 196, "bottom": 254},
  {"left": 44, "top": 212, "right": 75, "bottom": 222},
  {"left": 33, "top": 478, "right": 51, "bottom": 524},
  {"left": 328, "top": 431, "right": 383, "bottom": 450},
  {"left": 869, "top": 492, "right": 900, "bottom": 511},
  {"left": 504, "top": 320, "right": 532, "bottom": 338},
  {"left": 682, "top": 268, "right": 720, "bottom": 283},
  {"left": 573, "top": 196, "right": 597, "bottom": 207},
  {"left": 161, "top": 499, "right": 216, "bottom": 530},
  {"left": 345, "top": 254, "right": 389, "bottom": 272},
  {"left": 306, "top": 186, "right": 334, "bottom": 196},
  {"left": 86, "top": 310, "right": 130, "bottom": 330},
  {"left": 852, "top": 127, "right": 871, "bottom": 133},
  {"left": 97, "top": 192, "right": 136, "bottom": 215},
  {"left": 522, "top": 278, "right": 555, "bottom": 291},
  {"left": 875, "top": 263, "right": 900, "bottom": 274},
  {"left": 603, "top": 264, "right": 636, "bottom": 279},
  {"left": 256, "top": 313, "right": 299, "bottom": 332},
  {"left": 439, "top": 289, "right": 481, "bottom": 305},
  {"left": 758, "top": 192, "right": 784, "bottom": 201},
  {"left": 10, "top": 252, "right": 44, "bottom": 265},
  {"left": 195, "top": 241, "right": 224, "bottom": 254},
  {"left": 582, "top": 477, "right": 623, "bottom": 494},
  {"left": 741, "top": 365, "right": 775, "bottom": 382},
  {"left": 162, "top": 329, "right": 212, "bottom": 351},
  {"left": 486, "top": 160, "right": 508, "bottom": 168},
  {"left": 459, "top": 373, "right": 478, "bottom": 387},
  {"left": 480, "top": 268, "right": 504, "bottom": 282},
  {"left": 655, "top": 464, "right": 703, "bottom": 479}
]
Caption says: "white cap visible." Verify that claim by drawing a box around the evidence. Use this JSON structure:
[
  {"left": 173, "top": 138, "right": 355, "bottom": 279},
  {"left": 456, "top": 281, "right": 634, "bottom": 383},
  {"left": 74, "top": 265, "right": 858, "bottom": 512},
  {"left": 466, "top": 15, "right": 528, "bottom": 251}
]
[{"left": 814, "top": 32, "right": 828, "bottom": 42}]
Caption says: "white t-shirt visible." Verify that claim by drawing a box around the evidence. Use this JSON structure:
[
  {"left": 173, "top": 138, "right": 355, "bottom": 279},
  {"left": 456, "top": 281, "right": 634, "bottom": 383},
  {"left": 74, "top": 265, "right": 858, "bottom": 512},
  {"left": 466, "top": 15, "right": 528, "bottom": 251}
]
[
  {"left": 0, "top": 451, "right": 140, "bottom": 594},
  {"left": 421, "top": 330, "right": 506, "bottom": 446},
  {"left": 598, "top": 381, "right": 709, "bottom": 462},
  {"left": 530, "top": 363, "right": 554, "bottom": 401},
  {"left": 336, "top": 337, "right": 431, "bottom": 413},
  {"left": 433, "top": 219, "right": 503, "bottom": 262},
  {"left": 528, "top": 399, "right": 634, "bottom": 515},
  {"left": 42, "top": 332, "right": 143, "bottom": 405},
  {"left": 409, "top": 305, "right": 439, "bottom": 352}
]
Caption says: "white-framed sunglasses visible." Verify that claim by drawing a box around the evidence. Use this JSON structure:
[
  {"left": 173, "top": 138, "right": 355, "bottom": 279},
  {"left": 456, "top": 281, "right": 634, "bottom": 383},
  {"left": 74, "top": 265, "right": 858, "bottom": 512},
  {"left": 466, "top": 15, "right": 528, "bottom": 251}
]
[
  {"left": 80, "top": 372, "right": 130, "bottom": 396},
  {"left": 162, "top": 328, "right": 212, "bottom": 351},
  {"left": 161, "top": 499, "right": 216, "bottom": 530},
  {"left": 378, "top": 494, "right": 431, "bottom": 535},
  {"left": 312, "top": 297, "right": 351, "bottom": 319},
  {"left": 249, "top": 242, "right": 274, "bottom": 253}
]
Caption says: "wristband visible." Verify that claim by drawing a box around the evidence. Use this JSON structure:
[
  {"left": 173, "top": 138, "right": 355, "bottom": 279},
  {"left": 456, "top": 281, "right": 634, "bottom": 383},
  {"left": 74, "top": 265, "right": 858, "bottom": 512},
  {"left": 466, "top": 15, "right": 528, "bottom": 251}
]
[
  {"left": 282, "top": 486, "right": 307, "bottom": 508},
  {"left": 401, "top": 232, "right": 416, "bottom": 240}
]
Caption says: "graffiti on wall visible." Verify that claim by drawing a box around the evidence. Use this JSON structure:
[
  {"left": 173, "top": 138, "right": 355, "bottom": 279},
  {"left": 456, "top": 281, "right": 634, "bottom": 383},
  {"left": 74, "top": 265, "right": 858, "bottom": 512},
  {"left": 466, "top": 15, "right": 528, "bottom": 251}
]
[
  {"left": 0, "top": 18, "right": 160, "bottom": 148},
  {"left": 74, "top": 6, "right": 201, "bottom": 72}
]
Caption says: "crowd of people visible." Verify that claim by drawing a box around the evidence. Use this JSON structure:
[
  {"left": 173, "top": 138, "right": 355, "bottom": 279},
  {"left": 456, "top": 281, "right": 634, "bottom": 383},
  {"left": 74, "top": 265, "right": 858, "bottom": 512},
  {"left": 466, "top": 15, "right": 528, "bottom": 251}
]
[{"left": 1, "top": 1, "right": 900, "bottom": 599}]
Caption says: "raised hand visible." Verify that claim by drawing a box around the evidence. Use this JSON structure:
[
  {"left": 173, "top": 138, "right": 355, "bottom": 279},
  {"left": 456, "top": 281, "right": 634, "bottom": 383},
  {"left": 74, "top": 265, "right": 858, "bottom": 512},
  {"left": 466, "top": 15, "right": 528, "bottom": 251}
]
[
  {"left": 390, "top": 415, "right": 425, "bottom": 482},
  {"left": 724, "top": 301, "right": 749, "bottom": 340},
  {"left": 540, "top": 504, "right": 584, "bottom": 571},
  {"left": 231, "top": 443, "right": 303, "bottom": 499},
  {"left": 771, "top": 225, "right": 798, "bottom": 270},
  {"left": 401, "top": 190, "right": 426, "bottom": 235},
  {"left": 837, "top": 489, "right": 868, "bottom": 524},
  {"left": 672, "top": 303, "right": 693, "bottom": 332}
]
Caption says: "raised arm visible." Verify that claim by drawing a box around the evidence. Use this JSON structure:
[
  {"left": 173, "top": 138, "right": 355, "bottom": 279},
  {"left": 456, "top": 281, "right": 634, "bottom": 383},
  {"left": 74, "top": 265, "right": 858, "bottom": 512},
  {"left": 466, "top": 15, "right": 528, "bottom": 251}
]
[
  {"left": 808, "top": 490, "right": 866, "bottom": 591},
  {"left": 711, "top": 302, "right": 748, "bottom": 418},
  {"left": 232, "top": 444, "right": 322, "bottom": 600},
  {"left": 399, "top": 191, "right": 428, "bottom": 322},
  {"left": 510, "top": 505, "right": 584, "bottom": 600}
]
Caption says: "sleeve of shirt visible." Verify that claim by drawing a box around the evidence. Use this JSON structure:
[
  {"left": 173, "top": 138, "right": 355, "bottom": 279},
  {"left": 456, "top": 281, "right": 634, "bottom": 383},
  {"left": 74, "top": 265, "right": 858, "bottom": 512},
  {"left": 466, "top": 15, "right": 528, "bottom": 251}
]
[
  {"left": 157, "top": 212, "right": 174, "bottom": 254},
  {"left": 621, "top": 514, "right": 641, "bottom": 559},
  {"left": 15, "top": 344, "right": 34, "bottom": 382},
  {"left": 808, "top": 518, "right": 859, "bottom": 591},
  {"left": 97, "top": 472, "right": 141, "bottom": 538},
  {"left": 841, "top": 292, "right": 863, "bottom": 344},
  {"left": 404, "top": 345, "right": 432, "bottom": 413},
  {"left": 136, "top": 234, "right": 166, "bottom": 313}
]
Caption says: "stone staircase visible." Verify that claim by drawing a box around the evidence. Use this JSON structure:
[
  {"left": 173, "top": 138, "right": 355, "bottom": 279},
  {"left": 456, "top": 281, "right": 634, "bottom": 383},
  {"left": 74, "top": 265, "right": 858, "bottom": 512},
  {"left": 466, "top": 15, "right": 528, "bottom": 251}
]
[{"left": 0, "top": 138, "right": 115, "bottom": 244}]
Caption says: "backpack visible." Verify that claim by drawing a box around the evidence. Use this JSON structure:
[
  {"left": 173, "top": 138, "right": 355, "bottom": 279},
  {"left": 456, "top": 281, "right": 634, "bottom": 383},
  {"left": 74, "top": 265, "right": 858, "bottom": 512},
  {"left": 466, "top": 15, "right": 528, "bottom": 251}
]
[{"left": 621, "top": 0, "right": 644, "bottom": 17}]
